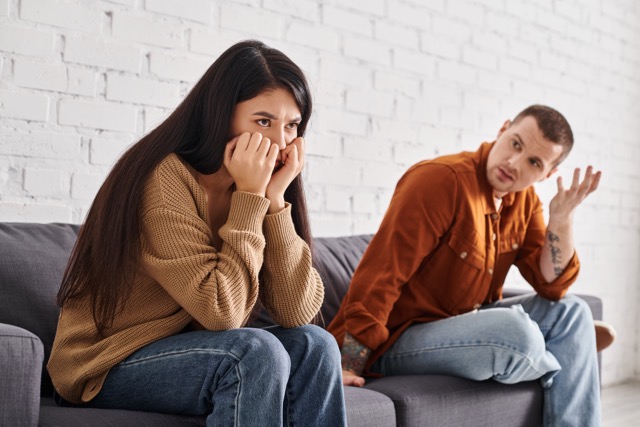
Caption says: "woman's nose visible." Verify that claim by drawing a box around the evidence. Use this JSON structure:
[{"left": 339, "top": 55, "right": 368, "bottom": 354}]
[{"left": 266, "top": 129, "right": 287, "bottom": 150}]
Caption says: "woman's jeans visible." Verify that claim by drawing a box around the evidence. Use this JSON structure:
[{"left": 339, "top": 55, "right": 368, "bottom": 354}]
[
  {"left": 371, "top": 293, "right": 601, "bottom": 427},
  {"left": 82, "top": 324, "right": 347, "bottom": 426}
]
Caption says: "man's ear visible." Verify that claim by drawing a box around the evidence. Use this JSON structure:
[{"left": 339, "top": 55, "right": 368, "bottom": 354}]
[{"left": 497, "top": 119, "right": 511, "bottom": 139}]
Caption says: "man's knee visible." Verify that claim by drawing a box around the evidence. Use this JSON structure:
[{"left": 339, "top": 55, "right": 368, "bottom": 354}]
[{"left": 486, "top": 306, "right": 547, "bottom": 356}]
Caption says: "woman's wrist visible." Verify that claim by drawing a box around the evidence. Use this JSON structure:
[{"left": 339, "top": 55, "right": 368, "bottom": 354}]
[{"left": 266, "top": 194, "right": 285, "bottom": 214}]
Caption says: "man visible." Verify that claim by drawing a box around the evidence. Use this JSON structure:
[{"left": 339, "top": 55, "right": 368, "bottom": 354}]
[{"left": 328, "top": 105, "right": 611, "bottom": 426}]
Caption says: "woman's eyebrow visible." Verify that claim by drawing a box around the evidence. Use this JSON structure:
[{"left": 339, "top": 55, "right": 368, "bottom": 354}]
[{"left": 252, "top": 111, "right": 302, "bottom": 122}]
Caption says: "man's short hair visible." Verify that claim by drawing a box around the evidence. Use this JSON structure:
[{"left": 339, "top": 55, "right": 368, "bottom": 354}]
[{"left": 512, "top": 105, "right": 574, "bottom": 165}]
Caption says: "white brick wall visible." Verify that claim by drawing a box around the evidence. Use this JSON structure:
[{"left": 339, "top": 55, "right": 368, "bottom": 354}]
[{"left": 1, "top": 0, "right": 639, "bottom": 387}]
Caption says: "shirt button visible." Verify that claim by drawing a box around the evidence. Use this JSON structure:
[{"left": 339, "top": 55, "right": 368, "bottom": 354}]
[
  {"left": 512, "top": 243, "right": 519, "bottom": 250},
  {"left": 488, "top": 268, "right": 494, "bottom": 275},
  {"left": 473, "top": 303, "right": 482, "bottom": 309},
  {"left": 492, "top": 233, "right": 497, "bottom": 241},
  {"left": 460, "top": 251, "right": 468, "bottom": 259},
  {"left": 491, "top": 213, "right": 498, "bottom": 220}
]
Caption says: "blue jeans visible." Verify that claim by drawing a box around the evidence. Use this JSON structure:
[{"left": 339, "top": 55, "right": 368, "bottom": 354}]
[
  {"left": 83, "top": 324, "right": 346, "bottom": 426},
  {"left": 371, "top": 293, "right": 601, "bottom": 427}
]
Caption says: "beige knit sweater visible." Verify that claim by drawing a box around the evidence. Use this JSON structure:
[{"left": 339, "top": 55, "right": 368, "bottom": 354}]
[{"left": 47, "top": 153, "right": 324, "bottom": 404}]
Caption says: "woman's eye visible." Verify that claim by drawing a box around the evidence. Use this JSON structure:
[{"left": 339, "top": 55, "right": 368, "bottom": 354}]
[
  {"left": 512, "top": 140, "right": 520, "bottom": 149},
  {"left": 286, "top": 122, "right": 299, "bottom": 129},
  {"left": 257, "top": 119, "right": 270, "bottom": 127},
  {"left": 531, "top": 160, "right": 541, "bottom": 168}
]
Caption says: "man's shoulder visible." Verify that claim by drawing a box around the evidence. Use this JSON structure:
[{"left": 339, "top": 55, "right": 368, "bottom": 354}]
[{"left": 404, "top": 149, "right": 480, "bottom": 186}]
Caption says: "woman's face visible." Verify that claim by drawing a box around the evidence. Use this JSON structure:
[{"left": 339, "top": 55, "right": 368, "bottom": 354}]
[{"left": 229, "top": 88, "right": 302, "bottom": 162}]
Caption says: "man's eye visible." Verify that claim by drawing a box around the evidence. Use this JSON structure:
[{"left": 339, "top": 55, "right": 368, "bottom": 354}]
[
  {"left": 257, "top": 119, "right": 270, "bottom": 127},
  {"left": 530, "top": 159, "right": 540, "bottom": 168}
]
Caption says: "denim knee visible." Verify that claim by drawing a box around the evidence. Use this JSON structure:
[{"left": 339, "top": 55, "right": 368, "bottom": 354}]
[
  {"left": 287, "top": 325, "right": 341, "bottom": 367},
  {"left": 489, "top": 306, "right": 547, "bottom": 357},
  {"left": 239, "top": 328, "right": 291, "bottom": 378}
]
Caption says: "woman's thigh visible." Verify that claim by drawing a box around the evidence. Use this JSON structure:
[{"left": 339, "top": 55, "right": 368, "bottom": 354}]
[{"left": 88, "top": 328, "right": 289, "bottom": 416}]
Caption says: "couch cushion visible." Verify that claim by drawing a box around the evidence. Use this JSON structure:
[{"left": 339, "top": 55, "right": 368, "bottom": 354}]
[
  {"left": 40, "top": 397, "right": 206, "bottom": 427},
  {"left": 0, "top": 222, "right": 80, "bottom": 396},
  {"left": 344, "top": 385, "right": 396, "bottom": 427},
  {"left": 365, "top": 375, "right": 542, "bottom": 427}
]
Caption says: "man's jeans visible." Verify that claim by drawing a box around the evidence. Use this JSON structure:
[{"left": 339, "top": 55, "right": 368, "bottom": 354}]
[
  {"left": 371, "top": 293, "right": 601, "bottom": 427},
  {"left": 82, "top": 324, "right": 347, "bottom": 426}
]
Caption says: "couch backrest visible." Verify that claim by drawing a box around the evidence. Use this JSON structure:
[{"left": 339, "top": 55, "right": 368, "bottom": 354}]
[
  {"left": 0, "top": 222, "right": 372, "bottom": 394},
  {"left": 312, "top": 235, "right": 372, "bottom": 327}
]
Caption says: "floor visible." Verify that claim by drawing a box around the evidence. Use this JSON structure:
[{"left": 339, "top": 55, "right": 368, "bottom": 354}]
[{"left": 602, "top": 381, "right": 640, "bottom": 426}]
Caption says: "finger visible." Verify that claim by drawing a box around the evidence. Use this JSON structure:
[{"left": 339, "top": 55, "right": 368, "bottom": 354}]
[
  {"left": 223, "top": 137, "right": 238, "bottom": 166},
  {"left": 294, "top": 137, "right": 305, "bottom": 162},
  {"left": 247, "top": 132, "right": 263, "bottom": 152},
  {"left": 571, "top": 168, "right": 581, "bottom": 190},
  {"left": 576, "top": 166, "right": 594, "bottom": 198},
  {"left": 236, "top": 132, "right": 251, "bottom": 151},
  {"left": 556, "top": 176, "right": 564, "bottom": 193},
  {"left": 287, "top": 144, "right": 300, "bottom": 169},
  {"left": 266, "top": 142, "right": 279, "bottom": 165},
  {"left": 588, "top": 170, "right": 602, "bottom": 194},
  {"left": 258, "top": 137, "right": 272, "bottom": 157}
]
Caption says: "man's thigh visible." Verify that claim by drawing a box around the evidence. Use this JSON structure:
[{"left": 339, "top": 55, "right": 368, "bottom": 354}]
[{"left": 372, "top": 305, "right": 560, "bottom": 383}]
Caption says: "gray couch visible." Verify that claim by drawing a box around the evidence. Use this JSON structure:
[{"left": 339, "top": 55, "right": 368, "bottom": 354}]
[{"left": 0, "top": 222, "right": 603, "bottom": 427}]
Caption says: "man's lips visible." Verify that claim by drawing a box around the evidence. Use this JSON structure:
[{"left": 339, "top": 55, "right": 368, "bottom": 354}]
[{"left": 497, "top": 167, "right": 515, "bottom": 181}]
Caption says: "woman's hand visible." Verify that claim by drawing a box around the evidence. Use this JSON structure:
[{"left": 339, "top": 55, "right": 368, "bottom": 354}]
[
  {"left": 266, "top": 137, "right": 305, "bottom": 213},
  {"left": 224, "top": 132, "right": 278, "bottom": 197}
]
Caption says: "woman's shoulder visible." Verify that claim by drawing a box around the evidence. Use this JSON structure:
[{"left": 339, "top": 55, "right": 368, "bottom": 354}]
[{"left": 141, "top": 153, "right": 204, "bottom": 217}]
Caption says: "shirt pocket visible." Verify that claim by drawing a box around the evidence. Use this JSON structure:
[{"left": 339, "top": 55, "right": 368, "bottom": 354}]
[
  {"left": 432, "top": 228, "right": 487, "bottom": 314},
  {"left": 448, "top": 231, "right": 484, "bottom": 270}
]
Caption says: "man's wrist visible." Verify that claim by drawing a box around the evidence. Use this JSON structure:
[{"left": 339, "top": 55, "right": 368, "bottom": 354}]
[{"left": 341, "top": 333, "right": 371, "bottom": 376}]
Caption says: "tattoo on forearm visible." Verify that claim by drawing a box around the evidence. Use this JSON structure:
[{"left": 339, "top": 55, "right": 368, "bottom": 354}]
[
  {"left": 547, "top": 231, "right": 563, "bottom": 277},
  {"left": 341, "top": 333, "right": 371, "bottom": 375}
]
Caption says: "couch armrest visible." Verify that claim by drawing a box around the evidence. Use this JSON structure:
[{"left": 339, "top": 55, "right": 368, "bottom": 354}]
[
  {"left": 0, "top": 323, "right": 43, "bottom": 427},
  {"left": 502, "top": 288, "right": 603, "bottom": 321}
]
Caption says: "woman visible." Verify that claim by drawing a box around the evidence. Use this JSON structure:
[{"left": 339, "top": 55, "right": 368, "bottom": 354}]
[{"left": 48, "top": 40, "right": 347, "bottom": 426}]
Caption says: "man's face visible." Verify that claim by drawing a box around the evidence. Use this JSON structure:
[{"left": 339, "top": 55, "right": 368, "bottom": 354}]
[{"left": 486, "top": 115, "right": 563, "bottom": 197}]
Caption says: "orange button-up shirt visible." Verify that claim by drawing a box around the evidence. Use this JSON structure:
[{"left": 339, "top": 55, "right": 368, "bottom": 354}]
[{"left": 327, "top": 142, "right": 580, "bottom": 372}]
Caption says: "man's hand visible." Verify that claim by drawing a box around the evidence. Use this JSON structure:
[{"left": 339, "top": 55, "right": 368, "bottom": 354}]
[
  {"left": 342, "top": 369, "right": 366, "bottom": 387},
  {"left": 549, "top": 166, "right": 601, "bottom": 222},
  {"left": 341, "top": 333, "right": 371, "bottom": 387}
]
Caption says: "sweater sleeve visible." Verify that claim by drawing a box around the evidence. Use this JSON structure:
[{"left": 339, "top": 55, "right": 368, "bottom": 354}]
[
  {"left": 514, "top": 194, "right": 580, "bottom": 299},
  {"left": 260, "top": 203, "right": 324, "bottom": 328},
  {"left": 341, "top": 163, "right": 458, "bottom": 351},
  {"left": 141, "top": 191, "right": 270, "bottom": 330}
]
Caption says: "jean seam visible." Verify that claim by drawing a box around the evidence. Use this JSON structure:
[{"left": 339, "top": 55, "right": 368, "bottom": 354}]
[
  {"left": 118, "top": 348, "right": 241, "bottom": 367},
  {"left": 233, "top": 363, "right": 241, "bottom": 427}
]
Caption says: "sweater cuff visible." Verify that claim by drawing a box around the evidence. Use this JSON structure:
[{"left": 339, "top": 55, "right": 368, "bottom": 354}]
[
  {"left": 225, "top": 191, "right": 270, "bottom": 234},
  {"left": 263, "top": 202, "right": 298, "bottom": 248}
]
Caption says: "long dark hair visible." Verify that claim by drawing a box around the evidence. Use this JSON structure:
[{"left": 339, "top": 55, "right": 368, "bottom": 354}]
[{"left": 57, "top": 40, "right": 314, "bottom": 335}]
